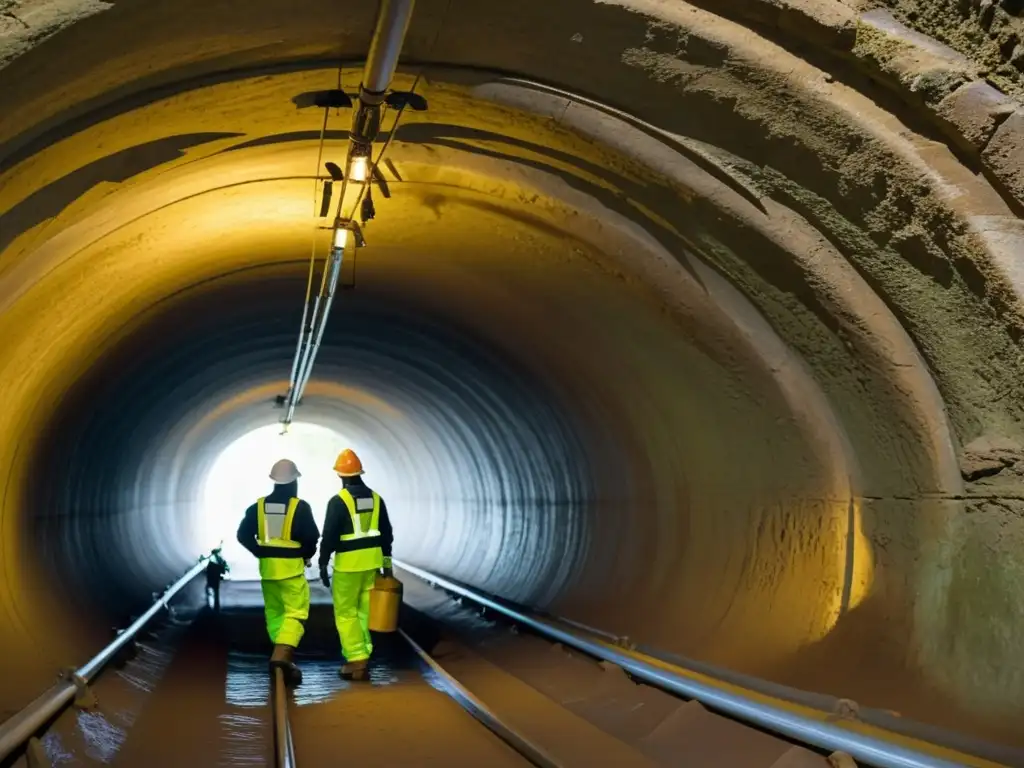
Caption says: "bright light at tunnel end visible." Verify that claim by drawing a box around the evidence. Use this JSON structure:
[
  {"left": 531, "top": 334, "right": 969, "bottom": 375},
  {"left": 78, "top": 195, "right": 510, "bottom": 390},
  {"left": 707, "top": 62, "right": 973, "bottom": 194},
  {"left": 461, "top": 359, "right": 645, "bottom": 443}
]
[{"left": 199, "top": 421, "right": 348, "bottom": 580}]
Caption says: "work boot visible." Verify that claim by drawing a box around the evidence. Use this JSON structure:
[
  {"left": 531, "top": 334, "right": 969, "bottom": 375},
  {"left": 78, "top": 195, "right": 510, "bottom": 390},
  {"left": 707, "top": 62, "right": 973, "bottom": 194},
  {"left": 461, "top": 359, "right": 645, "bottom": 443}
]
[
  {"left": 269, "top": 644, "right": 303, "bottom": 688},
  {"left": 339, "top": 659, "right": 368, "bottom": 681}
]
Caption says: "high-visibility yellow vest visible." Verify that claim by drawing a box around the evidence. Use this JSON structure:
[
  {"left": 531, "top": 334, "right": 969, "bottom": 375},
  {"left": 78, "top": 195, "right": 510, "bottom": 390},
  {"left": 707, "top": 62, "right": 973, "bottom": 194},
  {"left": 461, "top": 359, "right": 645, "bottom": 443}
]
[
  {"left": 257, "top": 497, "right": 304, "bottom": 580},
  {"left": 334, "top": 489, "right": 384, "bottom": 572}
]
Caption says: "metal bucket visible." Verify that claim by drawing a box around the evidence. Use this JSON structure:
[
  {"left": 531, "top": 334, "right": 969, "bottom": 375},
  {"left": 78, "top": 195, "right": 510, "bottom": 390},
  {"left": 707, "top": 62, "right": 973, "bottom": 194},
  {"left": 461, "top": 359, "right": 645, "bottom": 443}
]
[{"left": 368, "top": 574, "right": 403, "bottom": 632}]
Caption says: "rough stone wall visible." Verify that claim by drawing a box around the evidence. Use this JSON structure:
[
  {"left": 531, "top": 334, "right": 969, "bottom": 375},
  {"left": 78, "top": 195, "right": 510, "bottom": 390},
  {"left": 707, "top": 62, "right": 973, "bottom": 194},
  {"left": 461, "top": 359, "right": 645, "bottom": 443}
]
[
  {"left": 2, "top": 0, "right": 1024, "bottom": 754},
  {"left": 0, "top": 0, "right": 112, "bottom": 70},
  {"left": 875, "top": 0, "right": 1024, "bottom": 97}
]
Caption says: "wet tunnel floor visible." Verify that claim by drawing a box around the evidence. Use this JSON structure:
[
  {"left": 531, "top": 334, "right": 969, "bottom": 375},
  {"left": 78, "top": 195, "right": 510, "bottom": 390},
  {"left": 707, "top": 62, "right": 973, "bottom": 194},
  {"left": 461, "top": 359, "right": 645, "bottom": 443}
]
[{"left": 106, "top": 581, "right": 527, "bottom": 767}]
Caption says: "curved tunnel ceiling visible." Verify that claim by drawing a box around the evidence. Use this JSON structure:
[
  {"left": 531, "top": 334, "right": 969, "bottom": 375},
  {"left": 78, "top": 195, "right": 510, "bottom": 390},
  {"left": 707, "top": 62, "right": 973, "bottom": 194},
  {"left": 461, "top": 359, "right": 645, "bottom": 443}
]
[{"left": 2, "top": 0, "right": 1024, "bottom": 754}]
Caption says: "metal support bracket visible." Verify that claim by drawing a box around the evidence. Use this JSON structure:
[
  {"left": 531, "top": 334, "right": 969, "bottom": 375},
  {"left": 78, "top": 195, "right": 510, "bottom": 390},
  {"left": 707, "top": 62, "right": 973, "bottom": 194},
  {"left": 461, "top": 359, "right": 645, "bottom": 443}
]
[
  {"left": 25, "top": 737, "right": 51, "bottom": 768},
  {"left": 59, "top": 669, "right": 96, "bottom": 710},
  {"left": 614, "top": 635, "right": 637, "bottom": 650},
  {"left": 385, "top": 91, "right": 428, "bottom": 111},
  {"left": 110, "top": 638, "right": 139, "bottom": 670},
  {"left": 828, "top": 698, "right": 861, "bottom": 722},
  {"left": 829, "top": 752, "right": 858, "bottom": 768}
]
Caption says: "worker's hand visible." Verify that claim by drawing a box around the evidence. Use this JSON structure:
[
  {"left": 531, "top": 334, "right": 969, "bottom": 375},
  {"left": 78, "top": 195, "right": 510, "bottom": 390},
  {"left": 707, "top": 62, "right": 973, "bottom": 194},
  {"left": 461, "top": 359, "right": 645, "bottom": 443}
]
[
  {"left": 319, "top": 567, "right": 330, "bottom": 588},
  {"left": 382, "top": 556, "right": 392, "bottom": 570}
]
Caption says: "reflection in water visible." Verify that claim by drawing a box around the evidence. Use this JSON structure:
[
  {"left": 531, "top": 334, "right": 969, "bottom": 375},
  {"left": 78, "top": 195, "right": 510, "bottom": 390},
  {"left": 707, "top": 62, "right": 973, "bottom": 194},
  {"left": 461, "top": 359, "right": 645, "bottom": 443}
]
[
  {"left": 219, "top": 713, "right": 267, "bottom": 767},
  {"left": 116, "top": 642, "right": 175, "bottom": 693},
  {"left": 290, "top": 659, "right": 345, "bottom": 706},
  {"left": 225, "top": 652, "right": 270, "bottom": 708},
  {"left": 225, "top": 646, "right": 404, "bottom": 709},
  {"left": 117, "top": 638, "right": 179, "bottom": 696},
  {"left": 36, "top": 611, "right": 413, "bottom": 766},
  {"left": 76, "top": 711, "right": 126, "bottom": 762},
  {"left": 41, "top": 732, "right": 74, "bottom": 765},
  {"left": 366, "top": 657, "right": 402, "bottom": 687}
]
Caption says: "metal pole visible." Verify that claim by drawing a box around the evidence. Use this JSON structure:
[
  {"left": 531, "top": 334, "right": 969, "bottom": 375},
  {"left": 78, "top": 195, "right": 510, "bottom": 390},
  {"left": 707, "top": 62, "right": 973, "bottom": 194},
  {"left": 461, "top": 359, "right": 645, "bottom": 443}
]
[
  {"left": 283, "top": 0, "right": 416, "bottom": 426},
  {"left": 284, "top": 300, "right": 312, "bottom": 405},
  {"left": 0, "top": 682, "right": 76, "bottom": 763},
  {"left": 393, "top": 561, "right": 981, "bottom": 768},
  {"left": 362, "top": 0, "right": 416, "bottom": 99},
  {"left": 271, "top": 667, "right": 296, "bottom": 768},
  {"left": 79, "top": 559, "right": 207, "bottom": 681},
  {"left": 400, "top": 629, "right": 560, "bottom": 767},
  {"left": 284, "top": 292, "right": 325, "bottom": 424},
  {"left": 0, "top": 557, "right": 209, "bottom": 762},
  {"left": 290, "top": 246, "right": 344, "bottom": 411}
]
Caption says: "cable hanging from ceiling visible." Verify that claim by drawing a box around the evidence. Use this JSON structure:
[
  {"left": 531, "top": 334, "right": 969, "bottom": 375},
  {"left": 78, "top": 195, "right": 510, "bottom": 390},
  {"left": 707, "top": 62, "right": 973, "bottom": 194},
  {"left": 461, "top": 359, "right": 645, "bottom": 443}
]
[{"left": 278, "top": 0, "right": 438, "bottom": 430}]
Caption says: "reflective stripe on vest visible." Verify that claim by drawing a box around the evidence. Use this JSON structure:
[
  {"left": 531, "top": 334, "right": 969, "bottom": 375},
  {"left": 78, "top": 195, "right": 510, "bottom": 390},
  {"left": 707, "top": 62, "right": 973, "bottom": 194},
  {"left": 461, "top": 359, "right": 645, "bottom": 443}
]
[
  {"left": 334, "top": 489, "right": 384, "bottom": 572},
  {"left": 257, "top": 497, "right": 304, "bottom": 580}
]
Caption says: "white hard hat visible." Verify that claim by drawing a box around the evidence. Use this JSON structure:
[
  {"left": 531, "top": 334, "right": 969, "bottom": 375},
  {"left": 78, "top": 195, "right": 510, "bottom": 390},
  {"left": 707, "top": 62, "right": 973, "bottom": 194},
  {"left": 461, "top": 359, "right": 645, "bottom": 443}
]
[{"left": 269, "top": 459, "right": 301, "bottom": 484}]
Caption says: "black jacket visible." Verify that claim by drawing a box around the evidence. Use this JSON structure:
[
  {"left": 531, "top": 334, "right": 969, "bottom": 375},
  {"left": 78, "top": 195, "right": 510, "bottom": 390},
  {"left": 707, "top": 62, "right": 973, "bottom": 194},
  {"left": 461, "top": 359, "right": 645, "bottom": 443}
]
[
  {"left": 237, "top": 481, "right": 320, "bottom": 560},
  {"left": 318, "top": 476, "right": 393, "bottom": 570}
]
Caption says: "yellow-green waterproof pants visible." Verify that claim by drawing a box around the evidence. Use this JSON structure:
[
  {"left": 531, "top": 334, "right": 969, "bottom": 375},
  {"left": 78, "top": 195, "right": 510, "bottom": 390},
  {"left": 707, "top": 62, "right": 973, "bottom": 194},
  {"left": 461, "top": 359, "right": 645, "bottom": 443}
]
[
  {"left": 332, "top": 570, "right": 377, "bottom": 662},
  {"left": 261, "top": 575, "right": 310, "bottom": 648}
]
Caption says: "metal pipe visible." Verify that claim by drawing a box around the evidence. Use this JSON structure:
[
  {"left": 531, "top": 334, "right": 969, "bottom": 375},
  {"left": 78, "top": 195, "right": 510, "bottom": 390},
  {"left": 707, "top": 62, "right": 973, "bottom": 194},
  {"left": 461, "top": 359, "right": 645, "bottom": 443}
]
[
  {"left": 271, "top": 667, "right": 296, "bottom": 768},
  {"left": 290, "top": 246, "right": 344, "bottom": 412},
  {"left": 284, "top": 292, "right": 324, "bottom": 424},
  {"left": 285, "top": 300, "right": 312, "bottom": 405},
  {"left": 0, "top": 556, "right": 208, "bottom": 762},
  {"left": 284, "top": 256, "right": 333, "bottom": 424},
  {"left": 362, "top": 0, "right": 416, "bottom": 99},
  {"left": 283, "top": 0, "right": 415, "bottom": 424},
  {"left": 393, "top": 561, "right": 986, "bottom": 768},
  {"left": 400, "top": 628, "right": 560, "bottom": 767}
]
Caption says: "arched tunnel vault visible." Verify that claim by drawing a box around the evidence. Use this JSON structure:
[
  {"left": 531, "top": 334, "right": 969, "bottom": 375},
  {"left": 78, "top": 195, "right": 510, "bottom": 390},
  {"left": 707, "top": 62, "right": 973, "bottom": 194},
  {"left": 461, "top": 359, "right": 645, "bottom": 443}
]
[{"left": 2, "top": 0, "right": 1024, "bottom": 751}]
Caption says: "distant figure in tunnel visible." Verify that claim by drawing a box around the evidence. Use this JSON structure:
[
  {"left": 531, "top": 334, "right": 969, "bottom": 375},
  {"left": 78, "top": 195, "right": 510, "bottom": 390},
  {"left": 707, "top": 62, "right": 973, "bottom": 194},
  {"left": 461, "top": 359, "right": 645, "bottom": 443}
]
[
  {"left": 319, "top": 449, "right": 393, "bottom": 681},
  {"left": 205, "top": 547, "right": 229, "bottom": 611},
  {"left": 237, "top": 458, "right": 320, "bottom": 687}
]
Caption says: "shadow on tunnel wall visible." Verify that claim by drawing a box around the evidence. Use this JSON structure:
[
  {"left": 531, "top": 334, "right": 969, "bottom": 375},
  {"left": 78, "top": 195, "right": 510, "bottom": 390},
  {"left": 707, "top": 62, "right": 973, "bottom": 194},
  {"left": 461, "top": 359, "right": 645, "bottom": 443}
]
[{"left": 0, "top": 134, "right": 242, "bottom": 254}]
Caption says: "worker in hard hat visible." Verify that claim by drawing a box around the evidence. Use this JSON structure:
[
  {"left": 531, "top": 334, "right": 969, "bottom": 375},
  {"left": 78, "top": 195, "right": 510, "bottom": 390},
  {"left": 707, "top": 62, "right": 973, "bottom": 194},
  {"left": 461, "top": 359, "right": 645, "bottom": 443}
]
[
  {"left": 318, "top": 448, "right": 394, "bottom": 680},
  {"left": 237, "top": 458, "right": 320, "bottom": 687}
]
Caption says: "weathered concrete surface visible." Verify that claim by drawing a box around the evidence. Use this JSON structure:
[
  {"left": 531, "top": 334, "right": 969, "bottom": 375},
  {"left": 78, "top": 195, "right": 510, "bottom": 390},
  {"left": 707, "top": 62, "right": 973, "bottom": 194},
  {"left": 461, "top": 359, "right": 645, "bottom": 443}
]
[
  {"left": 0, "top": 0, "right": 112, "bottom": 69},
  {"left": 0, "top": 0, "right": 1023, "bottom": 757}
]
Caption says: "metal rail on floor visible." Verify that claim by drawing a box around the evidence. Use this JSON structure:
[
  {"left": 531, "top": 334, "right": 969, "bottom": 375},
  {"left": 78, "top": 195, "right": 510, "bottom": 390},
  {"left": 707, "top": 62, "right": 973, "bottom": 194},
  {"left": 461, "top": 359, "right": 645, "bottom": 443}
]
[
  {"left": 399, "top": 628, "right": 561, "bottom": 767},
  {"left": 0, "top": 554, "right": 212, "bottom": 764},
  {"left": 271, "top": 667, "right": 297, "bottom": 768},
  {"left": 393, "top": 560, "right": 985, "bottom": 768}
]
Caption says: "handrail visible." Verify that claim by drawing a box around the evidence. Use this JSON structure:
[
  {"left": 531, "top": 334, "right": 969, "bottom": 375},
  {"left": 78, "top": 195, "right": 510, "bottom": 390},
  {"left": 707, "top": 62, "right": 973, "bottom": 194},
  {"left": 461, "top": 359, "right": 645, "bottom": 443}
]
[
  {"left": 0, "top": 554, "right": 211, "bottom": 762},
  {"left": 394, "top": 560, "right": 998, "bottom": 768}
]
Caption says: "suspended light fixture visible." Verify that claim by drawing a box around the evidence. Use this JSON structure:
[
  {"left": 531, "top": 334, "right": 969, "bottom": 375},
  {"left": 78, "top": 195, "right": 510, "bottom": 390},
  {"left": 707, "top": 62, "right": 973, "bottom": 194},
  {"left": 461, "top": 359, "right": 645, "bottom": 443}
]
[
  {"left": 333, "top": 225, "right": 349, "bottom": 250},
  {"left": 348, "top": 154, "right": 370, "bottom": 183}
]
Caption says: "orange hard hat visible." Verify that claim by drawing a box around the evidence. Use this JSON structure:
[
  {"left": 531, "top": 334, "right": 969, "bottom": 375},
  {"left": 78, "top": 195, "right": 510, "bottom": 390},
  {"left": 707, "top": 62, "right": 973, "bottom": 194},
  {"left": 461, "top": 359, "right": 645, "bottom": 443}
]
[{"left": 334, "top": 449, "right": 364, "bottom": 476}]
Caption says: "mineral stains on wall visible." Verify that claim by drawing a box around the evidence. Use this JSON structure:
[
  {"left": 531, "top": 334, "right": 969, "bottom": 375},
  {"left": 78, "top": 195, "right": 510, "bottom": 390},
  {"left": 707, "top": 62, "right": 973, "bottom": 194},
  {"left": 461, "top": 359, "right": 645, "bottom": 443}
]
[{"left": 1, "top": 0, "right": 1023, "bottom": 754}]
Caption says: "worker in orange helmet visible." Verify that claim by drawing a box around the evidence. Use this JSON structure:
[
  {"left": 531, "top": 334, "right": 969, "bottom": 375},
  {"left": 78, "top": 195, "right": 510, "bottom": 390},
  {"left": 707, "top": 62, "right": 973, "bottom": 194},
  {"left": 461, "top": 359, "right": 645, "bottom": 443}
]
[{"left": 318, "top": 448, "right": 394, "bottom": 680}]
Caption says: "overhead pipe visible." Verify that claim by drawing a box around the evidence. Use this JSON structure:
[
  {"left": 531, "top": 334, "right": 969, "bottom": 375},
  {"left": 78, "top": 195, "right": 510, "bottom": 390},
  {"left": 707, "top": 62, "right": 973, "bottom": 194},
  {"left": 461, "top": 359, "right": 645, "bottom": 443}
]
[
  {"left": 361, "top": 0, "right": 416, "bottom": 103},
  {"left": 348, "top": 0, "right": 416, "bottom": 168},
  {"left": 282, "top": 1, "right": 415, "bottom": 426},
  {"left": 285, "top": 240, "right": 345, "bottom": 424}
]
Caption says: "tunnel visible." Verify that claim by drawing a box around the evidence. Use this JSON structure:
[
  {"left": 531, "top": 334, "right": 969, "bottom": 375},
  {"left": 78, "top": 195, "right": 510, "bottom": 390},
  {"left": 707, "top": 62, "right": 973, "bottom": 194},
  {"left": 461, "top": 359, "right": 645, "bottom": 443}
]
[{"left": 2, "top": 0, "right": 1024, "bottom": 757}]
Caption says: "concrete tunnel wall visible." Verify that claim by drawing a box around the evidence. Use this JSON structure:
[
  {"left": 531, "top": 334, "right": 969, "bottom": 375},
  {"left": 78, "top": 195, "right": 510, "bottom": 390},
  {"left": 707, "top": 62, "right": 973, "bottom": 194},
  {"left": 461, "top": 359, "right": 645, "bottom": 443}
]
[{"left": 1, "top": 0, "right": 1024, "bottom": 751}]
